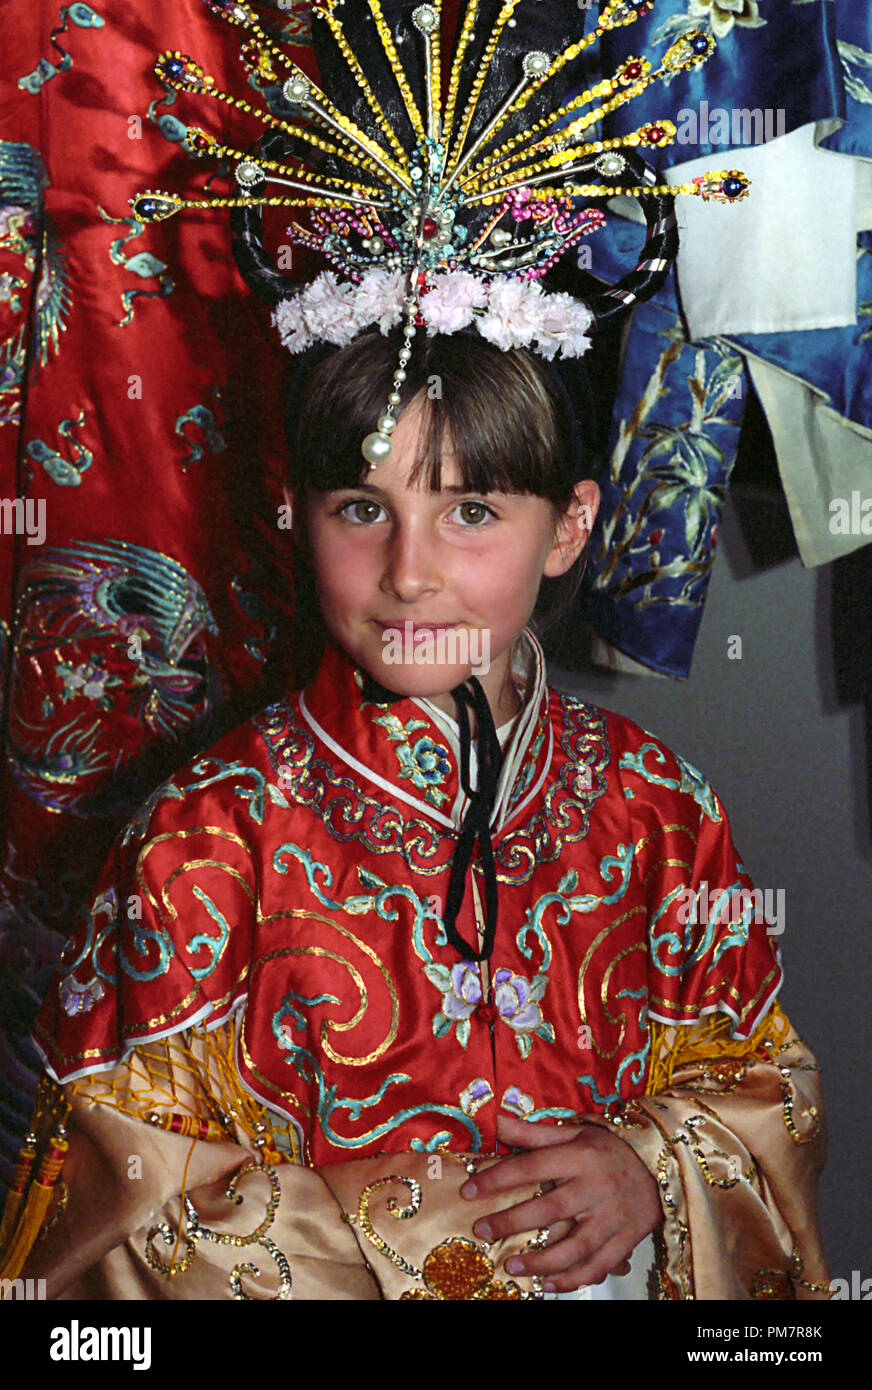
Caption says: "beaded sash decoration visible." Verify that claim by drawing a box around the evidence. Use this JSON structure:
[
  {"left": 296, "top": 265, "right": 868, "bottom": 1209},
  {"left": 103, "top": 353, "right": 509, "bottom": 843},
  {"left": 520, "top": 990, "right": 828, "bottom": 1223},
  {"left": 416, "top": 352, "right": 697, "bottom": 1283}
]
[{"left": 130, "top": 1, "right": 749, "bottom": 464}]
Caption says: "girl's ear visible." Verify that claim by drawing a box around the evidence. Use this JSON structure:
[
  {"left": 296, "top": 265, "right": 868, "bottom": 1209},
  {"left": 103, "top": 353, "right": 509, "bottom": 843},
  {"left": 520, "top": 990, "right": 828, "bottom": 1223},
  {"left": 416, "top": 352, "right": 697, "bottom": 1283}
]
[{"left": 543, "top": 480, "right": 600, "bottom": 579}]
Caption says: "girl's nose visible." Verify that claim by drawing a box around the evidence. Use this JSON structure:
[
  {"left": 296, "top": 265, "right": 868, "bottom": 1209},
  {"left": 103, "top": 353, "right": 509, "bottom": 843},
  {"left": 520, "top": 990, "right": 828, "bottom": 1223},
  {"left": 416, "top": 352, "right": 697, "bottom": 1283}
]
[{"left": 380, "top": 523, "right": 442, "bottom": 602}]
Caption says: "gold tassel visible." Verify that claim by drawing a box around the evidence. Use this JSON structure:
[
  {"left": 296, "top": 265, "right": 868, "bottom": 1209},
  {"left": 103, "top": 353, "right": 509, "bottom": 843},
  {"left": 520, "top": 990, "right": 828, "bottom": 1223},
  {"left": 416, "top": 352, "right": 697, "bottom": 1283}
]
[
  {"left": 647, "top": 1001, "right": 790, "bottom": 1094},
  {"left": 0, "top": 1133, "right": 38, "bottom": 1254},
  {"left": 0, "top": 1129, "right": 69, "bottom": 1288}
]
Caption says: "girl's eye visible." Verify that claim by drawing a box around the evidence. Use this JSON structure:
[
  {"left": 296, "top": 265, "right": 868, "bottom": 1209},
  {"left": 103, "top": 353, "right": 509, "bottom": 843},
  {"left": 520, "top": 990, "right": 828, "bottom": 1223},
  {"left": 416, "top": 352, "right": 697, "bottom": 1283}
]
[
  {"left": 453, "top": 500, "right": 495, "bottom": 526},
  {"left": 337, "top": 498, "right": 386, "bottom": 524}
]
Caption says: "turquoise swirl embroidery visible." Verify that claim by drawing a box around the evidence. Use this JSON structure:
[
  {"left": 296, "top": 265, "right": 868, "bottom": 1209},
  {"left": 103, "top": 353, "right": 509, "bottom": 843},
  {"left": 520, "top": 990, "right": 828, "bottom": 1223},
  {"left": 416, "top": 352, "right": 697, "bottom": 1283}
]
[
  {"left": 272, "top": 843, "right": 443, "bottom": 964},
  {"left": 505, "top": 847, "right": 636, "bottom": 1061},
  {"left": 26, "top": 410, "right": 93, "bottom": 486},
  {"left": 187, "top": 757, "right": 291, "bottom": 824},
  {"left": 619, "top": 742, "right": 722, "bottom": 823},
  {"left": 18, "top": 5, "right": 104, "bottom": 95},
  {"left": 650, "top": 879, "right": 748, "bottom": 977},
  {"left": 271, "top": 1008, "right": 482, "bottom": 1151},
  {"left": 576, "top": 1006, "right": 651, "bottom": 1114},
  {"left": 186, "top": 887, "right": 230, "bottom": 982}
]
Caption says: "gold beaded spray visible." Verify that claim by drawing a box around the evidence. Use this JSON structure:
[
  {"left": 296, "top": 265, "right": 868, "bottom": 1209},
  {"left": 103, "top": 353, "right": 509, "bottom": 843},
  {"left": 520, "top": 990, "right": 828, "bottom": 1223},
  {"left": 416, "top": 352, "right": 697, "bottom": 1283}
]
[{"left": 132, "top": 1, "right": 749, "bottom": 468}]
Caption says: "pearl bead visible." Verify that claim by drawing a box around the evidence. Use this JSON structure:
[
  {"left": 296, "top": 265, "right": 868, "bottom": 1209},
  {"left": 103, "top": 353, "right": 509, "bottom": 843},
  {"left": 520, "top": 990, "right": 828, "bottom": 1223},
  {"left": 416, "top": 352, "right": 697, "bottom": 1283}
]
[
  {"left": 388, "top": 391, "right": 401, "bottom": 405},
  {"left": 378, "top": 413, "right": 396, "bottom": 433},
  {"left": 394, "top": 368, "right": 407, "bottom": 382},
  {"left": 362, "top": 432, "right": 392, "bottom": 466}
]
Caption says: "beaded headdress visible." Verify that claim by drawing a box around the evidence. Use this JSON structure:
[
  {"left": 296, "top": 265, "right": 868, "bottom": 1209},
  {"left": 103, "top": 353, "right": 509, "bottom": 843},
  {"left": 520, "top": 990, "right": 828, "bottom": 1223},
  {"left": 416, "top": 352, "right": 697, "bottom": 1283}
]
[{"left": 132, "top": 0, "right": 748, "bottom": 466}]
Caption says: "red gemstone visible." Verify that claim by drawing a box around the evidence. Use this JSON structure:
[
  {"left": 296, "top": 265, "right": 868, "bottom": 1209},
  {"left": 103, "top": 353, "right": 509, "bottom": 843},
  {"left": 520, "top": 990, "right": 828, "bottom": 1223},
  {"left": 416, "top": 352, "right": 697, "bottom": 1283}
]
[
  {"left": 625, "top": 61, "right": 642, "bottom": 77},
  {"left": 422, "top": 216, "right": 439, "bottom": 239},
  {"left": 648, "top": 125, "right": 665, "bottom": 142}
]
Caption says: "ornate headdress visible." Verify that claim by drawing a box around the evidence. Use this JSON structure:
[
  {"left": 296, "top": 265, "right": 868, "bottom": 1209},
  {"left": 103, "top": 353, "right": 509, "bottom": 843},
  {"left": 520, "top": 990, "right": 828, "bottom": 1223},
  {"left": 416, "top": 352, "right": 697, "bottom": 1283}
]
[{"left": 132, "top": 0, "right": 748, "bottom": 465}]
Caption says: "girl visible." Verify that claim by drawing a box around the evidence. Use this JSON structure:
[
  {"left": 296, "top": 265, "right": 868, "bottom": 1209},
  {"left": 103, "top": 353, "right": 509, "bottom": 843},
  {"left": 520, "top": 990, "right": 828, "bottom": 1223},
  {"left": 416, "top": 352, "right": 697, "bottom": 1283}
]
[{"left": 2, "top": 328, "right": 829, "bottom": 1300}]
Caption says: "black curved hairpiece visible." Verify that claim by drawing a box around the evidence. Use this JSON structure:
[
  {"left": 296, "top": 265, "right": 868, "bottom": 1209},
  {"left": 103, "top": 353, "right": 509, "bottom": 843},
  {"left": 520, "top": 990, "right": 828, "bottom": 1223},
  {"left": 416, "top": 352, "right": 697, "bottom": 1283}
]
[{"left": 231, "top": 133, "right": 678, "bottom": 337}]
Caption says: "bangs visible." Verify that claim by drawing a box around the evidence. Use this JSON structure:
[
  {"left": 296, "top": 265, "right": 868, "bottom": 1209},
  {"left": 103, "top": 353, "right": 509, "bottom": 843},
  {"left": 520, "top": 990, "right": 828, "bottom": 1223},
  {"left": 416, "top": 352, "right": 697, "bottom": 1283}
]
[{"left": 289, "top": 329, "right": 576, "bottom": 503}]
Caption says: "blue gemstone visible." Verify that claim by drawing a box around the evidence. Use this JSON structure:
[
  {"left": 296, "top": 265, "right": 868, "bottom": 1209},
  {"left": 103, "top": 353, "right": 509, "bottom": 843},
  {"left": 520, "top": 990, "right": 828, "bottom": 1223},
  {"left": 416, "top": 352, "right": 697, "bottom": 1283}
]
[
  {"left": 167, "top": 57, "right": 184, "bottom": 75},
  {"left": 691, "top": 34, "right": 709, "bottom": 53},
  {"left": 723, "top": 177, "right": 744, "bottom": 198}
]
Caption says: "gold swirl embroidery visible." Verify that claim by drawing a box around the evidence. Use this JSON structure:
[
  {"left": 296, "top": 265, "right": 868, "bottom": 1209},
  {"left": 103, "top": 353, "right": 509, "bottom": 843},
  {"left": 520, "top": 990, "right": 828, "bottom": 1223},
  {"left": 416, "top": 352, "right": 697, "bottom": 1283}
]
[
  {"left": 145, "top": 1159, "right": 292, "bottom": 1299},
  {"left": 37, "top": 1180, "right": 69, "bottom": 1239},
  {"left": 160, "top": 859, "right": 255, "bottom": 916},
  {"left": 124, "top": 986, "right": 204, "bottom": 1038},
  {"left": 576, "top": 906, "right": 647, "bottom": 1057},
  {"left": 640, "top": 857, "right": 693, "bottom": 887},
  {"left": 254, "top": 910, "right": 399, "bottom": 1066},
  {"left": 635, "top": 824, "right": 697, "bottom": 854},
  {"left": 344, "top": 1174, "right": 423, "bottom": 1278},
  {"left": 670, "top": 1115, "right": 755, "bottom": 1188},
  {"left": 778, "top": 1067, "right": 820, "bottom": 1145},
  {"left": 238, "top": 1028, "right": 311, "bottom": 1126},
  {"left": 136, "top": 826, "right": 253, "bottom": 915},
  {"left": 343, "top": 1175, "right": 524, "bottom": 1300},
  {"left": 654, "top": 1151, "right": 692, "bottom": 1300},
  {"left": 596, "top": 941, "right": 647, "bottom": 1057}
]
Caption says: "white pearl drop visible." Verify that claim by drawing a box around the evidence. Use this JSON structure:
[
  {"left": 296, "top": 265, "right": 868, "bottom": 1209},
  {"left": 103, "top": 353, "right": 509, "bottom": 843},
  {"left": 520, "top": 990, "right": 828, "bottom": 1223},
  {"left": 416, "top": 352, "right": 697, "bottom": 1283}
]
[{"left": 361, "top": 432, "right": 392, "bottom": 466}]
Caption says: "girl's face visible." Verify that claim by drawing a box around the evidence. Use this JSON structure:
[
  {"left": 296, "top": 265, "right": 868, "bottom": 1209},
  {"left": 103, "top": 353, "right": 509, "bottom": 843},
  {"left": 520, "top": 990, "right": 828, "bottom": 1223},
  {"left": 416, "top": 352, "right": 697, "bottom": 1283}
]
[{"left": 302, "top": 395, "right": 598, "bottom": 722}]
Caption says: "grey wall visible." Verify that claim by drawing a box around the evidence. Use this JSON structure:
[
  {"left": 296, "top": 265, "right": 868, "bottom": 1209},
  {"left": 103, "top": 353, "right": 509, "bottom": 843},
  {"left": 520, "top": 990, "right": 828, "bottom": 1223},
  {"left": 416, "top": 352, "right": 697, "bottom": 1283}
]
[{"left": 550, "top": 494, "right": 872, "bottom": 1283}]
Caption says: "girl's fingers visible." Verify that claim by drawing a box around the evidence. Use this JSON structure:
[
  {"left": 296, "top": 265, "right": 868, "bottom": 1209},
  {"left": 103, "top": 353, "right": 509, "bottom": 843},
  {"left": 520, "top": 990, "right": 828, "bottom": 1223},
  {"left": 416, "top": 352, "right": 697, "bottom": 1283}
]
[
  {"left": 501, "top": 1216, "right": 617, "bottom": 1278},
  {"left": 527, "top": 1217, "right": 575, "bottom": 1249},
  {"left": 523, "top": 1234, "right": 634, "bottom": 1293},
  {"left": 463, "top": 1142, "right": 588, "bottom": 1201},
  {"left": 495, "top": 1114, "right": 582, "bottom": 1150},
  {"left": 472, "top": 1177, "right": 591, "bottom": 1242}
]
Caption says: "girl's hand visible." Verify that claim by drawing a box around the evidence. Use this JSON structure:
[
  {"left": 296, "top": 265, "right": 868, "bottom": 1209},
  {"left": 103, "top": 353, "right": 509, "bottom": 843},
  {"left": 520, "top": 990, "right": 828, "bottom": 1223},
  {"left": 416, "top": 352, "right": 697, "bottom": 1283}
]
[{"left": 460, "top": 1113, "right": 662, "bottom": 1293}]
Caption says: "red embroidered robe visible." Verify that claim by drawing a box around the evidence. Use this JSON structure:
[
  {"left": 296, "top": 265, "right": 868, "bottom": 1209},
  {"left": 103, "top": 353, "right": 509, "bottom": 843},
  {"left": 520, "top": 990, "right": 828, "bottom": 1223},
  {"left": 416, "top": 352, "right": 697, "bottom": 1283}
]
[{"left": 35, "top": 632, "right": 782, "bottom": 1166}]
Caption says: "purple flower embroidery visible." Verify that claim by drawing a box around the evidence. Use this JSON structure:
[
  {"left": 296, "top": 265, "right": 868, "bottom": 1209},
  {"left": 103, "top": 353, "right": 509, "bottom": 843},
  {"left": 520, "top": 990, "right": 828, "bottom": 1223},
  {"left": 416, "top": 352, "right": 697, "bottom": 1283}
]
[
  {"left": 57, "top": 660, "right": 119, "bottom": 708},
  {"left": 424, "top": 964, "right": 552, "bottom": 1057},
  {"left": 460, "top": 1077, "right": 494, "bottom": 1117},
  {"left": 443, "top": 962, "right": 482, "bottom": 1019},
  {"left": 501, "top": 1086, "right": 535, "bottom": 1119},
  {"left": 493, "top": 969, "right": 543, "bottom": 1031},
  {"left": 59, "top": 974, "right": 105, "bottom": 1017},
  {"left": 426, "top": 960, "right": 483, "bottom": 1048},
  {"left": 493, "top": 969, "right": 553, "bottom": 1059}
]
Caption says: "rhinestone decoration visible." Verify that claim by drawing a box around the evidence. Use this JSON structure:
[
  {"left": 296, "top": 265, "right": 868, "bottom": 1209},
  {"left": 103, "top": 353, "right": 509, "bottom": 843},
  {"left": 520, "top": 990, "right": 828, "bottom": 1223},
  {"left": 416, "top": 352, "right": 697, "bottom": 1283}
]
[
  {"left": 400, "top": 1237, "right": 524, "bottom": 1300},
  {"left": 131, "top": 1, "right": 745, "bottom": 464}
]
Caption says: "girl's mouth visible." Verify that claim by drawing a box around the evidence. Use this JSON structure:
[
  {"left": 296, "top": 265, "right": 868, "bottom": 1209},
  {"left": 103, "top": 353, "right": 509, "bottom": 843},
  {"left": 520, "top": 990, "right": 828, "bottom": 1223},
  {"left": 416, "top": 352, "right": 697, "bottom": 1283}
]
[{"left": 374, "top": 620, "right": 461, "bottom": 634}]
